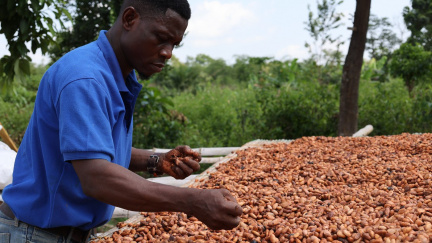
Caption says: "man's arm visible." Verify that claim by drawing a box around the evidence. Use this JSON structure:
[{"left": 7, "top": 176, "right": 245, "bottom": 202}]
[
  {"left": 71, "top": 159, "right": 242, "bottom": 230},
  {"left": 128, "top": 147, "right": 153, "bottom": 172},
  {"left": 129, "top": 146, "right": 201, "bottom": 179}
]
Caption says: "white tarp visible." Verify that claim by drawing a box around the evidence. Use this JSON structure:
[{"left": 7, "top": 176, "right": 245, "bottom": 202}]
[{"left": 0, "top": 141, "right": 16, "bottom": 190}]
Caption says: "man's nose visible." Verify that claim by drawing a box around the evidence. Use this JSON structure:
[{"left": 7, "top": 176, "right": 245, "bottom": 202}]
[{"left": 160, "top": 46, "right": 173, "bottom": 59}]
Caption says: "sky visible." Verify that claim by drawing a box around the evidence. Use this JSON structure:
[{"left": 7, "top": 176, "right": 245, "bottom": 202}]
[{"left": 0, "top": 0, "right": 411, "bottom": 65}]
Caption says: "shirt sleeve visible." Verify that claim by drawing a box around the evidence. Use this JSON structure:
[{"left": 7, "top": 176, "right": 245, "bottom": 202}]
[{"left": 57, "top": 78, "right": 115, "bottom": 162}]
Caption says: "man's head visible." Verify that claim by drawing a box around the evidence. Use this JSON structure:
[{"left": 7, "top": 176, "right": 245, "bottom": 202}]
[
  {"left": 111, "top": 0, "right": 190, "bottom": 79},
  {"left": 119, "top": 0, "right": 191, "bottom": 21}
]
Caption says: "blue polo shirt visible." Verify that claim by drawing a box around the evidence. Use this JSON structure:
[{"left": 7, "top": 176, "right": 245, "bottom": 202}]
[{"left": 3, "top": 30, "right": 142, "bottom": 230}]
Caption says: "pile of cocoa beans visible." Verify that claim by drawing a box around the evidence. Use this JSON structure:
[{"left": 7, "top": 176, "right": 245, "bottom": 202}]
[{"left": 91, "top": 133, "right": 432, "bottom": 243}]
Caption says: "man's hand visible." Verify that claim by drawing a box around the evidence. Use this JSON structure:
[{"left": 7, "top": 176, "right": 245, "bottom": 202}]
[
  {"left": 159, "top": 145, "right": 201, "bottom": 179},
  {"left": 191, "top": 189, "right": 243, "bottom": 230}
]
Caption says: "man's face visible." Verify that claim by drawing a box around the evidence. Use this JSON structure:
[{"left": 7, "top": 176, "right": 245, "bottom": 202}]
[{"left": 121, "top": 8, "right": 188, "bottom": 79}]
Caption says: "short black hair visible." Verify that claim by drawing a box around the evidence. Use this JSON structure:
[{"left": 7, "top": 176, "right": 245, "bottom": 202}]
[{"left": 120, "top": 0, "right": 191, "bottom": 20}]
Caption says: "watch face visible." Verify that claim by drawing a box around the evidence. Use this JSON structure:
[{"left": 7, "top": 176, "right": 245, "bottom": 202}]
[{"left": 148, "top": 154, "right": 162, "bottom": 175}]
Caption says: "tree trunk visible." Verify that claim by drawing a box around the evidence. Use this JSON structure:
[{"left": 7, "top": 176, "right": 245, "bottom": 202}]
[{"left": 338, "top": 0, "right": 371, "bottom": 136}]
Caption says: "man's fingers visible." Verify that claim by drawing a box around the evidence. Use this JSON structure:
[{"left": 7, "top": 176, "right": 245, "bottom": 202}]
[
  {"left": 173, "top": 166, "right": 186, "bottom": 179},
  {"left": 181, "top": 158, "right": 200, "bottom": 172},
  {"left": 220, "top": 190, "right": 242, "bottom": 217},
  {"left": 186, "top": 150, "right": 201, "bottom": 162},
  {"left": 165, "top": 149, "right": 181, "bottom": 160},
  {"left": 225, "top": 201, "right": 243, "bottom": 217},
  {"left": 176, "top": 161, "right": 194, "bottom": 175},
  {"left": 221, "top": 189, "right": 236, "bottom": 202},
  {"left": 176, "top": 145, "right": 201, "bottom": 162},
  {"left": 213, "top": 215, "right": 241, "bottom": 230},
  {"left": 230, "top": 215, "right": 241, "bottom": 228},
  {"left": 175, "top": 145, "right": 191, "bottom": 154},
  {"left": 233, "top": 205, "right": 243, "bottom": 217}
]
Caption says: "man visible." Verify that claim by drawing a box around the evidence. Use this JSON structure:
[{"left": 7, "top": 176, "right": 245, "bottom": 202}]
[{"left": 0, "top": 0, "right": 242, "bottom": 242}]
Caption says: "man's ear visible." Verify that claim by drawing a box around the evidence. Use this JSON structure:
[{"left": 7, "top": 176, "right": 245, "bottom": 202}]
[{"left": 122, "top": 7, "right": 140, "bottom": 30}]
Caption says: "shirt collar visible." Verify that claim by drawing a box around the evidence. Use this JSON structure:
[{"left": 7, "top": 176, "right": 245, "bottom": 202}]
[{"left": 96, "top": 30, "right": 142, "bottom": 95}]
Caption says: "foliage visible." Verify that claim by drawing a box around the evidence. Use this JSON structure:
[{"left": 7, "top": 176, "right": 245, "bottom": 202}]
[
  {"left": 358, "top": 78, "right": 412, "bottom": 135},
  {"left": 303, "top": 0, "right": 345, "bottom": 85},
  {"left": 304, "top": 0, "right": 345, "bottom": 65},
  {"left": 389, "top": 43, "right": 432, "bottom": 94},
  {"left": 49, "top": 0, "right": 114, "bottom": 62},
  {"left": 0, "top": 63, "right": 45, "bottom": 145},
  {"left": 256, "top": 79, "right": 339, "bottom": 140},
  {"left": 150, "top": 55, "right": 236, "bottom": 92},
  {"left": 410, "top": 83, "right": 432, "bottom": 131},
  {"left": 110, "top": 0, "right": 123, "bottom": 23},
  {"left": 0, "top": 0, "right": 70, "bottom": 87},
  {"left": 170, "top": 71, "right": 431, "bottom": 148},
  {"left": 361, "top": 57, "right": 388, "bottom": 81},
  {"left": 403, "top": 0, "right": 432, "bottom": 51},
  {"left": 132, "top": 80, "right": 185, "bottom": 149},
  {"left": 172, "top": 84, "right": 264, "bottom": 147},
  {"left": 3, "top": 54, "right": 432, "bottom": 150},
  {"left": 366, "top": 14, "right": 402, "bottom": 61},
  {"left": 366, "top": 14, "right": 401, "bottom": 82}
]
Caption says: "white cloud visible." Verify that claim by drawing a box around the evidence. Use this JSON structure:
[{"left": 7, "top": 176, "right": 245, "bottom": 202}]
[{"left": 187, "top": 1, "right": 255, "bottom": 38}]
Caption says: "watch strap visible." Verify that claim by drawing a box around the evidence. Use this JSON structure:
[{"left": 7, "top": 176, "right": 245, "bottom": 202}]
[{"left": 148, "top": 154, "right": 163, "bottom": 176}]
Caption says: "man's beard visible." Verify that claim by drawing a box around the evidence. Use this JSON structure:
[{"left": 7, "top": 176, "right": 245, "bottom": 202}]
[{"left": 138, "top": 72, "right": 151, "bottom": 80}]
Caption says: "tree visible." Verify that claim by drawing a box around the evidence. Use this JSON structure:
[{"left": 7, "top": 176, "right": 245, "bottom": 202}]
[
  {"left": 338, "top": 0, "right": 371, "bottom": 136},
  {"left": 390, "top": 43, "right": 432, "bottom": 94},
  {"left": 110, "top": 0, "right": 123, "bottom": 22},
  {"left": 403, "top": 0, "right": 432, "bottom": 51},
  {"left": 49, "top": 0, "right": 113, "bottom": 62},
  {"left": 0, "top": 0, "right": 70, "bottom": 88},
  {"left": 304, "top": 0, "right": 345, "bottom": 84},
  {"left": 365, "top": 14, "right": 402, "bottom": 82},
  {"left": 366, "top": 15, "right": 402, "bottom": 61},
  {"left": 304, "top": 0, "right": 345, "bottom": 65}
]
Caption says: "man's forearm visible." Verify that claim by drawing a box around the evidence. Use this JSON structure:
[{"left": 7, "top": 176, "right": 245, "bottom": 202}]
[
  {"left": 73, "top": 158, "right": 197, "bottom": 214},
  {"left": 72, "top": 158, "right": 242, "bottom": 230},
  {"left": 129, "top": 147, "right": 154, "bottom": 172}
]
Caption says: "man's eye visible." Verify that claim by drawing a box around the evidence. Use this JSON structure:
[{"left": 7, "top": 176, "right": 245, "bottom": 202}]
[{"left": 157, "top": 35, "right": 169, "bottom": 43}]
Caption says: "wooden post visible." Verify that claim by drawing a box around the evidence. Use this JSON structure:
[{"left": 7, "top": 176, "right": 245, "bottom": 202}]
[{"left": 0, "top": 122, "right": 18, "bottom": 152}]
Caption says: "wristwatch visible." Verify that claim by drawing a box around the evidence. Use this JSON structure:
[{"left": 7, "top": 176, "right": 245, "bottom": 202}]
[{"left": 147, "top": 154, "right": 163, "bottom": 176}]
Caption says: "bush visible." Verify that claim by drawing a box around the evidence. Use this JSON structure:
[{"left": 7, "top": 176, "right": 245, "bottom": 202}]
[
  {"left": 172, "top": 84, "right": 264, "bottom": 147},
  {"left": 256, "top": 79, "right": 339, "bottom": 139},
  {"left": 132, "top": 81, "right": 185, "bottom": 149},
  {"left": 358, "top": 78, "right": 412, "bottom": 135},
  {"left": 0, "top": 64, "right": 43, "bottom": 145},
  {"left": 410, "top": 83, "right": 432, "bottom": 132},
  {"left": 3, "top": 57, "right": 432, "bottom": 150},
  {"left": 0, "top": 96, "right": 34, "bottom": 145}
]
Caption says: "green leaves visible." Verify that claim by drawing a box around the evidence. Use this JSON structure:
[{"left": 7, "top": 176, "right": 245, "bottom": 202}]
[
  {"left": 19, "top": 19, "right": 29, "bottom": 36},
  {"left": 305, "top": 0, "right": 345, "bottom": 49},
  {"left": 304, "top": 0, "right": 345, "bottom": 83},
  {"left": 390, "top": 43, "right": 432, "bottom": 93},
  {"left": 403, "top": 0, "right": 432, "bottom": 51},
  {"left": 133, "top": 80, "right": 183, "bottom": 148},
  {"left": 14, "top": 58, "right": 31, "bottom": 84},
  {"left": 0, "top": 0, "right": 71, "bottom": 86},
  {"left": 48, "top": 0, "right": 113, "bottom": 62},
  {"left": 366, "top": 15, "right": 401, "bottom": 61}
]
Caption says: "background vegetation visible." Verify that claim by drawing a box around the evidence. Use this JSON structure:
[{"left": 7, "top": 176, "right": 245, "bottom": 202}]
[
  {"left": 2, "top": 54, "right": 431, "bottom": 149},
  {"left": 1, "top": 0, "right": 432, "bottom": 150}
]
